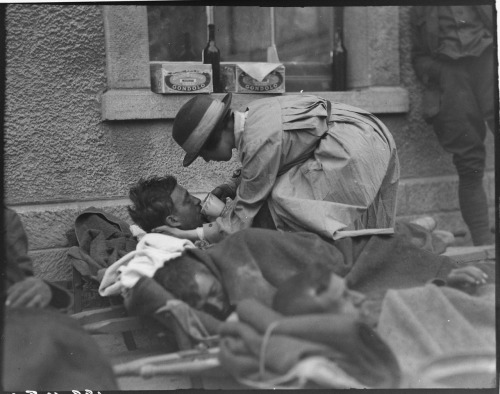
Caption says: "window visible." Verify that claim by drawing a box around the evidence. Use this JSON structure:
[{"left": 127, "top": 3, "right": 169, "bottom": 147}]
[
  {"left": 147, "top": 6, "right": 345, "bottom": 92},
  {"left": 101, "top": 5, "right": 408, "bottom": 120}
]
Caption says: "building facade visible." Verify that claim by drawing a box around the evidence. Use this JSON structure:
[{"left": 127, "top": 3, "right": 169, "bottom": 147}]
[{"left": 4, "top": 5, "right": 495, "bottom": 282}]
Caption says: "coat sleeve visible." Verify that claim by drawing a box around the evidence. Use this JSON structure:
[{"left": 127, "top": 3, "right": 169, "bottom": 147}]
[
  {"left": 4, "top": 207, "right": 73, "bottom": 310},
  {"left": 5, "top": 207, "right": 34, "bottom": 283},
  {"left": 204, "top": 136, "right": 282, "bottom": 244},
  {"left": 476, "top": 5, "right": 493, "bottom": 32},
  {"left": 410, "top": 6, "right": 443, "bottom": 86}
]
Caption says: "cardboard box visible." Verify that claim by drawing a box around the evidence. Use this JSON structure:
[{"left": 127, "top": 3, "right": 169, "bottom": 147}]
[
  {"left": 150, "top": 62, "right": 213, "bottom": 94},
  {"left": 221, "top": 62, "right": 285, "bottom": 93}
]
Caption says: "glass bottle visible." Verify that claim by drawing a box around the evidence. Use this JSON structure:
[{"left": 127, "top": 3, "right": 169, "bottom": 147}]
[
  {"left": 203, "top": 24, "right": 222, "bottom": 93},
  {"left": 331, "top": 28, "right": 347, "bottom": 91}
]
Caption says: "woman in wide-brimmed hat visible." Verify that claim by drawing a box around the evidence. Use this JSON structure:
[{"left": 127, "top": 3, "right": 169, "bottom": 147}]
[{"left": 168, "top": 93, "right": 400, "bottom": 244}]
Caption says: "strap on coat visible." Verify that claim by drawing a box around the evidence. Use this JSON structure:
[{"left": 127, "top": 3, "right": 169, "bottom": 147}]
[{"left": 277, "top": 101, "right": 332, "bottom": 177}]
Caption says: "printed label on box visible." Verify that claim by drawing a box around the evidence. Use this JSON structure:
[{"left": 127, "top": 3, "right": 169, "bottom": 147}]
[
  {"left": 150, "top": 62, "right": 213, "bottom": 94},
  {"left": 220, "top": 62, "right": 285, "bottom": 93},
  {"left": 238, "top": 71, "right": 284, "bottom": 92},
  {"left": 164, "top": 70, "right": 211, "bottom": 92}
]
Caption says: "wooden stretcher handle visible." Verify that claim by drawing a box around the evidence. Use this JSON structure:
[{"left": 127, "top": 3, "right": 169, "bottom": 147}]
[{"left": 114, "top": 347, "right": 220, "bottom": 376}]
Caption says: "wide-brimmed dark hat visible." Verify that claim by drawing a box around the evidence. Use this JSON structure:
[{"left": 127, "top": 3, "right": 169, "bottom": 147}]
[{"left": 172, "top": 93, "right": 232, "bottom": 167}]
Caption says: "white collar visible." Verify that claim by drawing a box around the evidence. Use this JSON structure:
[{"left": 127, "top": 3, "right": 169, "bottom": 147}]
[{"left": 233, "top": 110, "right": 247, "bottom": 148}]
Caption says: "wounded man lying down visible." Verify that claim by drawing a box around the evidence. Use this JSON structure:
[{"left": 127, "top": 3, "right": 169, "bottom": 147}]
[
  {"left": 113, "top": 226, "right": 492, "bottom": 323},
  {"left": 104, "top": 227, "right": 494, "bottom": 388}
]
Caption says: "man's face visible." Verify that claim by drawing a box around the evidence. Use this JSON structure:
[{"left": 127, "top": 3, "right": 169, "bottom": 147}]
[
  {"left": 169, "top": 184, "right": 204, "bottom": 230},
  {"left": 193, "top": 269, "right": 231, "bottom": 320}
]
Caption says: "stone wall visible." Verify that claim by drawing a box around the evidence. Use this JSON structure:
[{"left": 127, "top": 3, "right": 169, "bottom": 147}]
[{"left": 4, "top": 5, "right": 495, "bottom": 282}]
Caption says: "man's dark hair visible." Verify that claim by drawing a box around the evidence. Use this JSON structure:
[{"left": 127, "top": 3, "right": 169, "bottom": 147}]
[
  {"left": 128, "top": 175, "right": 178, "bottom": 232},
  {"left": 153, "top": 258, "right": 202, "bottom": 308},
  {"left": 153, "top": 258, "right": 231, "bottom": 321}
]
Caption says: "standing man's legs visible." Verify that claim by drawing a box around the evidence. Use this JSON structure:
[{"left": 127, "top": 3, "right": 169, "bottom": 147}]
[
  {"left": 471, "top": 46, "right": 496, "bottom": 133},
  {"left": 433, "top": 56, "right": 493, "bottom": 245},
  {"left": 468, "top": 46, "right": 496, "bottom": 239}
]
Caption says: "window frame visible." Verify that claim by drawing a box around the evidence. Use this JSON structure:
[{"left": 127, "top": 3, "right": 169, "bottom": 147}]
[{"left": 101, "top": 5, "right": 408, "bottom": 121}]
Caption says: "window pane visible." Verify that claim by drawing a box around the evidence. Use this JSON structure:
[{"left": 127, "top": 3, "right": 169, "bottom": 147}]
[
  {"left": 147, "top": 6, "right": 205, "bottom": 62},
  {"left": 147, "top": 6, "right": 342, "bottom": 91},
  {"left": 276, "top": 7, "right": 334, "bottom": 63}
]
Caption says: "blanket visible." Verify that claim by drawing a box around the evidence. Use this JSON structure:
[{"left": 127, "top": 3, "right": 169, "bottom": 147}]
[
  {"left": 99, "top": 233, "right": 195, "bottom": 297},
  {"left": 377, "top": 283, "right": 496, "bottom": 387},
  {"left": 102, "top": 226, "right": 461, "bottom": 347},
  {"left": 124, "top": 275, "right": 223, "bottom": 341},
  {"left": 67, "top": 207, "right": 138, "bottom": 282},
  {"left": 394, "top": 219, "right": 447, "bottom": 254},
  {"left": 97, "top": 233, "right": 221, "bottom": 343},
  {"left": 181, "top": 228, "right": 458, "bottom": 308},
  {"left": 218, "top": 298, "right": 401, "bottom": 389}
]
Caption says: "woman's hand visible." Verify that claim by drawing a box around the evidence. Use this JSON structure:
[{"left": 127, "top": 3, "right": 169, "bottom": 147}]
[
  {"left": 152, "top": 226, "right": 199, "bottom": 242},
  {"left": 447, "top": 266, "right": 488, "bottom": 288},
  {"left": 211, "top": 184, "right": 236, "bottom": 201}
]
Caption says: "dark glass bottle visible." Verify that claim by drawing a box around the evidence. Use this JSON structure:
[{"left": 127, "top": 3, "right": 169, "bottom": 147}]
[
  {"left": 203, "top": 24, "right": 222, "bottom": 93},
  {"left": 178, "top": 32, "right": 197, "bottom": 61},
  {"left": 331, "top": 28, "right": 347, "bottom": 91}
]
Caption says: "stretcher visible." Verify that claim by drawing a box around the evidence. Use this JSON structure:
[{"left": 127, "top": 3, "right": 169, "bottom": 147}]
[
  {"left": 113, "top": 347, "right": 222, "bottom": 379},
  {"left": 72, "top": 304, "right": 195, "bottom": 352},
  {"left": 74, "top": 301, "right": 496, "bottom": 390},
  {"left": 71, "top": 244, "right": 496, "bottom": 390},
  {"left": 72, "top": 299, "right": 400, "bottom": 390},
  {"left": 72, "top": 304, "right": 227, "bottom": 389}
]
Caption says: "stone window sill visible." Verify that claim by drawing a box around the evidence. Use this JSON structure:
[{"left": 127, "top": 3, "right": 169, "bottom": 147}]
[{"left": 101, "top": 86, "right": 409, "bottom": 120}]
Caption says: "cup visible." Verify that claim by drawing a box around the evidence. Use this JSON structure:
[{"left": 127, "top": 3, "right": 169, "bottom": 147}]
[{"left": 201, "top": 193, "right": 225, "bottom": 220}]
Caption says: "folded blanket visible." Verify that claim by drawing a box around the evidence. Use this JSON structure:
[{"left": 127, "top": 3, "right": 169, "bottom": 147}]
[
  {"left": 67, "top": 207, "right": 138, "bottom": 281},
  {"left": 377, "top": 283, "right": 495, "bottom": 385},
  {"left": 184, "top": 228, "right": 458, "bottom": 310},
  {"left": 99, "top": 233, "right": 195, "bottom": 296},
  {"left": 218, "top": 298, "right": 401, "bottom": 388},
  {"left": 343, "top": 230, "right": 457, "bottom": 297},
  {"left": 190, "top": 229, "right": 351, "bottom": 307},
  {"left": 394, "top": 220, "right": 446, "bottom": 254}
]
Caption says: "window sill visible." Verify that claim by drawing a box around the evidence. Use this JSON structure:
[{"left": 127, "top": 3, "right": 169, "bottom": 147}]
[{"left": 101, "top": 86, "right": 409, "bottom": 121}]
